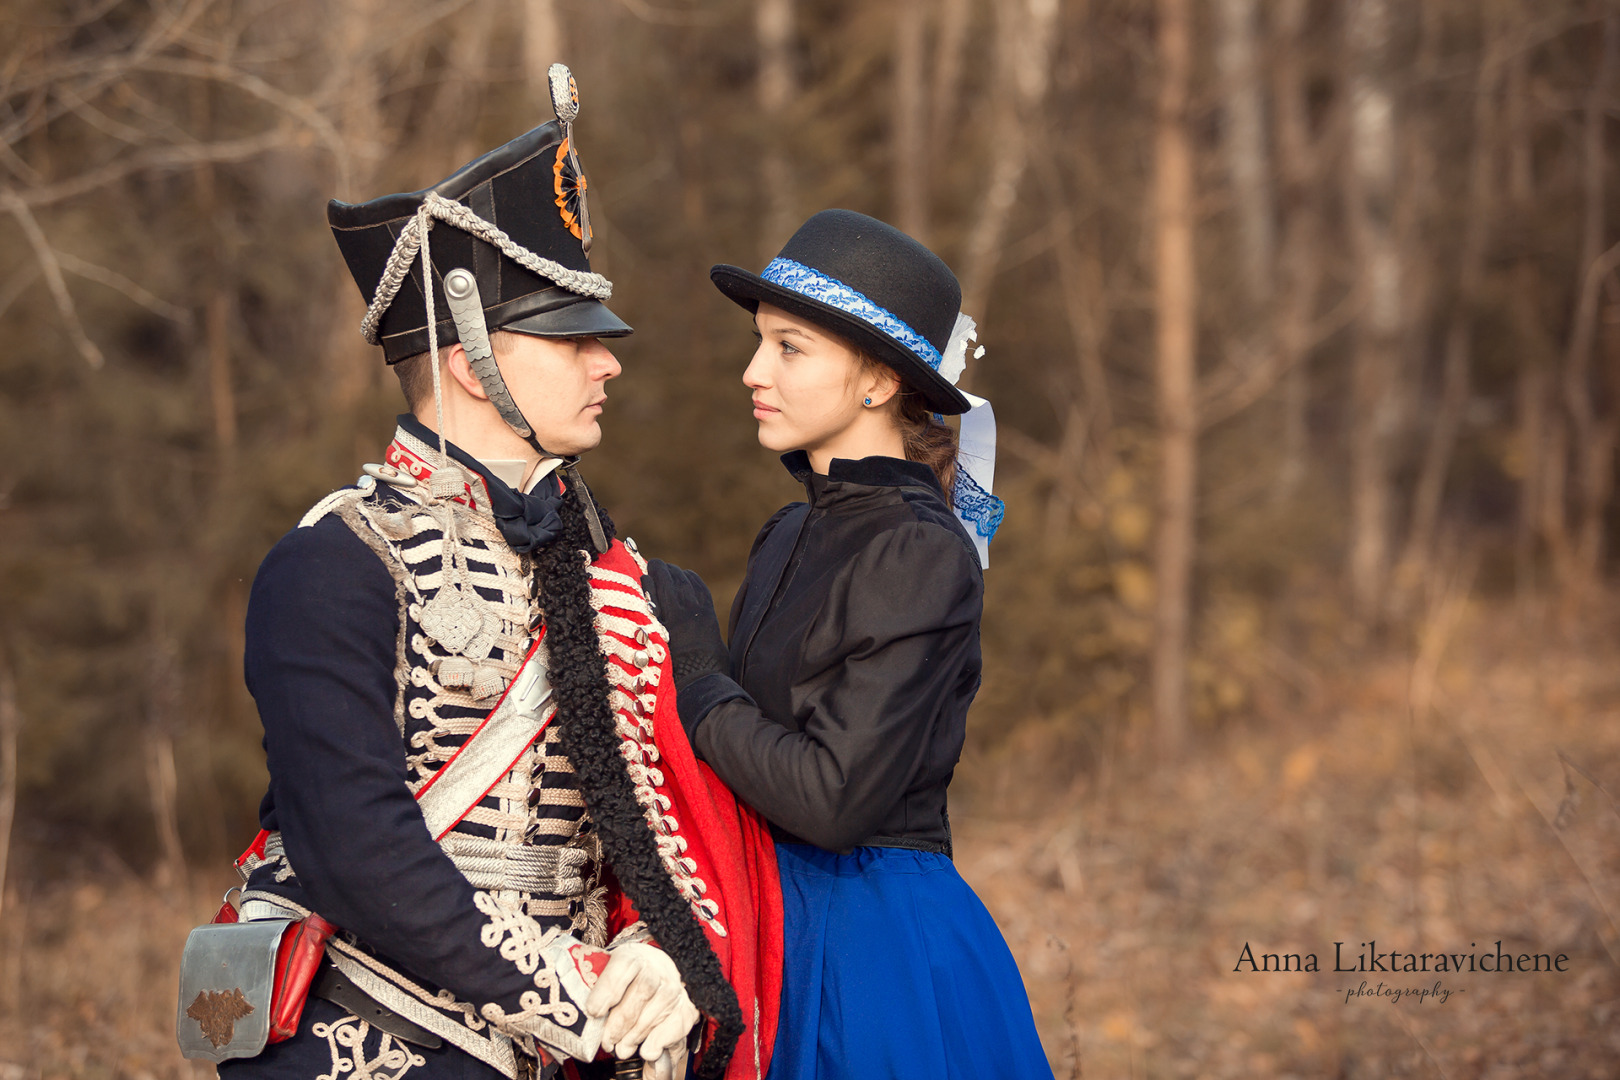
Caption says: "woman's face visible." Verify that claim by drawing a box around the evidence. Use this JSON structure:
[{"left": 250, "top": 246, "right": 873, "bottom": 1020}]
[{"left": 743, "top": 303, "right": 872, "bottom": 456}]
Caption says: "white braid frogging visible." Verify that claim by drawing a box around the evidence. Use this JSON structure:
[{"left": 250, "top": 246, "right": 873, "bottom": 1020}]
[
  {"left": 589, "top": 553, "right": 727, "bottom": 938},
  {"left": 359, "top": 192, "right": 613, "bottom": 348}
]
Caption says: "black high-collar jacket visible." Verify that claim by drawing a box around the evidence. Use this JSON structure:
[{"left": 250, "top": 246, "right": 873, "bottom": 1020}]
[{"left": 686, "top": 451, "right": 984, "bottom": 854}]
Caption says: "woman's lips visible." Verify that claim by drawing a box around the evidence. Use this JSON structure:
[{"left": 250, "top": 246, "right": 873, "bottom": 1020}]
[{"left": 752, "top": 399, "right": 778, "bottom": 420}]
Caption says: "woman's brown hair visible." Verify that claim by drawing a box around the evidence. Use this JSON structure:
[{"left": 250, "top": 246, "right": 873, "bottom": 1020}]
[{"left": 855, "top": 350, "right": 958, "bottom": 501}]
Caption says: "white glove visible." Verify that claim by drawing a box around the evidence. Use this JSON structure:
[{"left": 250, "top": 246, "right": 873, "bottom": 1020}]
[
  {"left": 584, "top": 941, "right": 700, "bottom": 1071},
  {"left": 643, "top": 1043, "right": 690, "bottom": 1080}
]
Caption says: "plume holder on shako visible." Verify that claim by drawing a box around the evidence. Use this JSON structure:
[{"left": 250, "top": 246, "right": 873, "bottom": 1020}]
[
  {"left": 547, "top": 63, "right": 592, "bottom": 256},
  {"left": 710, "top": 209, "right": 1007, "bottom": 566}
]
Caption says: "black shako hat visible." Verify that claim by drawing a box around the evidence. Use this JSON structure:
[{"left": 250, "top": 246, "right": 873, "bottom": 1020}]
[
  {"left": 329, "top": 121, "right": 630, "bottom": 363},
  {"left": 711, "top": 209, "right": 972, "bottom": 415}
]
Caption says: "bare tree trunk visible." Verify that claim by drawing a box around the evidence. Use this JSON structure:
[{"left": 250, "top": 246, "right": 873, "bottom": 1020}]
[
  {"left": 1271, "top": 0, "right": 1319, "bottom": 498},
  {"left": 1216, "top": 0, "right": 1273, "bottom": 309},
  {"left": 1034, "top": 105, "right": 1114, "bottom": 460},
  {"left": 928, "top": 0, "right": 974, "bottom": 166},
  {"left": 433, "top": 2, "right": 500, "bottom": 169},
  {"left": 894, "top": 0, "right": 929, "bottom": 240},
  {"left": 1153, "top": 0, "right": 1197, "bottom": 760},
  {"left": 675, "top": 28, "right": 715, "bottom": 384},
  {"left": 0, "top": 657, "right": 18, "bottom": 925},
  {"left": 332, "top": 0, "right": 385, "bottom": 204},
  {"left": 1563, "top": 8, "right": 1620, "bottom": 593},
  {"left": 1029, "top": 2, "right": 1110, "bottom": 548},
  {"left": 1543, "top": 413, "right": 1574, "bottom": 586},
  {"left": 326, "top": 0, "right": 387, "bottom": 410},
  {"left": 1043, "top": 195, "right": 1115, "bottom": 546},
  {"left": 1516, "top": 360, "right": 1547, "bottom": 601},
  {"left": 522, "top": 0, "right": 565, "bottom": 111},
  {"left": 206, "top": 291, "right": 235, "bottom": 454},
  {"left": 1052, "top": 204, "right": 1115, "bottom": 457},
  {"left": 1506, "top": 33, "right": 1534, "bottom": 210},
  {"left": 1506, "top": 20, "right": 1548, "bottom": 600},
  {"left": 1272, "top": 218, "right": 1322, "bottom": 497},
  {"left": 146, "top": 627, "right": 186, "bottom": 891},
  {"left": 191, "top": 76, "right": 237, "bottom": 463},
  {"left": 758, "top": 0, "right": 798, "bottom": 256},
  {"left": 1392, "top": 9, "right": 1506, "bottom": 609},
  {"left": 1345, "top": 0, "right": 1403, "bottom": 623},
  {"left": 959, "top": 0, "right": 1058, "bottom": 329}
]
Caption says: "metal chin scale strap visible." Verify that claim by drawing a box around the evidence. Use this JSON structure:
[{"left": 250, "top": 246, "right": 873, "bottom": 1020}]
[{"left": 442, "top": 267, "right": 609, "bottom": 554}]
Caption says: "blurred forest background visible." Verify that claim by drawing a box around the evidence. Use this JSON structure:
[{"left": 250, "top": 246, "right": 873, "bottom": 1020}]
[{"left": 3, "top": 0, "right": 1620, "bottom": 1075}]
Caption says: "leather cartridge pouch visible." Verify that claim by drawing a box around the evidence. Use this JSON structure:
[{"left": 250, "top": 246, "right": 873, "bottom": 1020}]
[{"left": 176, "top": 907, "right": 337, "bottom": 1063}]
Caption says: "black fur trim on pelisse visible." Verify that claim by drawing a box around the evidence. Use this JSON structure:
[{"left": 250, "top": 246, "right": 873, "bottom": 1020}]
[{"left": 534, "top": 487, "right": 744, "bottom": 1077}]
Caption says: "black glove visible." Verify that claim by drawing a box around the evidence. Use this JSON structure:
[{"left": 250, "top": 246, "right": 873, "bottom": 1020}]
[{"left": 642, "top": 559, "right": 730, "bottom": 690}]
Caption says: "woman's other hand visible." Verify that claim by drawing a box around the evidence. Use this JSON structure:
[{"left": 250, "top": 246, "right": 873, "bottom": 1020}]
[{"left": 642, "top": 560, "right": 730, "bottom": 689}]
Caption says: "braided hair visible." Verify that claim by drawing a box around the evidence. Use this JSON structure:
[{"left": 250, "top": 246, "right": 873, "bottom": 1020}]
[{"left": 533, "top": 484, "right": 744, "bottom": 1077}]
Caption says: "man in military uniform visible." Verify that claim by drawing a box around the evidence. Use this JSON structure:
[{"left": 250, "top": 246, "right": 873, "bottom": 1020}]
[{"left": 207, "top": 69, "right": 779, "bottom": 1080}]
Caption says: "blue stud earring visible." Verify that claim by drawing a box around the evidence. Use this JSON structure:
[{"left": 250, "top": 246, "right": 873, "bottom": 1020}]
[{"left": 864, "top": 396, "right": 873, "bottom": 407}]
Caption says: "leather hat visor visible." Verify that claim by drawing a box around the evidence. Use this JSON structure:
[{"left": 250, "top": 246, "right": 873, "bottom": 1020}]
[{"left": 504, "top": 298, "right": 632, "bottom": 339}]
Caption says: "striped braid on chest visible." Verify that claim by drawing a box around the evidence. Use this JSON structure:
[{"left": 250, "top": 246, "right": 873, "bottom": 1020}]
[
  {"left": 323, "top": 485, "right": 719, "bottom": 938},
  {"left": 331, "top": 488, "right": 602, "bottom": 930}
]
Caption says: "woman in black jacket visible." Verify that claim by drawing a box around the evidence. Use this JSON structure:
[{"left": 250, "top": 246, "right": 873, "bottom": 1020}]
[{"left": 647, "top": 210, "right": 1050, "bottom": 1079}]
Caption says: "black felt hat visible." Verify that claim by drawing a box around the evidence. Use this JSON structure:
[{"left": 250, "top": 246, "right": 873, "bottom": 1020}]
[
  {"left": 330, "top": 121, "right": 630, "bottom": 363},
  {"left": 711, "top": 209, "right": 972, "bottom": 415}
]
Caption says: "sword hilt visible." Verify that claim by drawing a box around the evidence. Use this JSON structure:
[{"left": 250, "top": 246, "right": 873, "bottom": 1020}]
[{"left": 613, "top": 1056, "right": 643, "bottom": 1079}]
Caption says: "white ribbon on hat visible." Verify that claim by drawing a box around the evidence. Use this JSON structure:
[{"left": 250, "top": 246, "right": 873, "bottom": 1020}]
[{"left": 941, "top": 314, "right": 1004, "bottom": 568}]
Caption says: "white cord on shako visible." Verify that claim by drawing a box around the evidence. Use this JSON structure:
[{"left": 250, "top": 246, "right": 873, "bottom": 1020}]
[{"left": 360, "top": 192, "right": 611, "bottom": 349}]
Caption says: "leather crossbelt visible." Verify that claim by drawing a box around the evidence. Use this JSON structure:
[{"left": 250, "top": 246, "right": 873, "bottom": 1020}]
[{"left": 311, "top": 961, "right": 442, "bottom": 1048}]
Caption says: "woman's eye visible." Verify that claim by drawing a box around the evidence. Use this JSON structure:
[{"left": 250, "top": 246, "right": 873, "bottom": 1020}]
[{"left": 779, "top": 340, "right": 799, "bottom": 355}]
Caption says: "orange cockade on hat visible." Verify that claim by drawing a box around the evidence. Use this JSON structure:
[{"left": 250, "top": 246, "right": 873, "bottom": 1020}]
[{"left": 553, "top": 139, "right": 590, "bottom": 242}]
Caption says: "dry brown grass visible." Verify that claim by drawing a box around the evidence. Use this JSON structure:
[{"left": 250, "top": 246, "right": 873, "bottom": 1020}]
[
  {"left": 3, "top": 600, "right": 1618, "bottom": 1080},
  {"left": 955, "top": 599, "right": 1620, "bottom": 1078},
  {"left": 0, "top": 869, "right": 231, "bottom": 1080}
]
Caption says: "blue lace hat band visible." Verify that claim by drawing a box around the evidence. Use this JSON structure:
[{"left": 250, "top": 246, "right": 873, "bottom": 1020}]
[{"left": 759, "top": 258, "right": 945, "bottom": 373}]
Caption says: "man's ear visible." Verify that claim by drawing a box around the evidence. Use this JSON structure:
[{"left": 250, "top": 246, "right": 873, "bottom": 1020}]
[{"left": 444, "top": 342, "right": 490, "bottom": 401}]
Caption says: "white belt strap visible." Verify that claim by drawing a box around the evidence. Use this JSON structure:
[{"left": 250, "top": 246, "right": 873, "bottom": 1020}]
[{"left": 415, "top": 635, "right": 555, "bottom": 841}]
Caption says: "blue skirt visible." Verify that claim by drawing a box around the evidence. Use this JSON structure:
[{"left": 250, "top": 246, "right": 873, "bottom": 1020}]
[{"left": 766, "top": 843, "right": 1053, "bottom": 1080}]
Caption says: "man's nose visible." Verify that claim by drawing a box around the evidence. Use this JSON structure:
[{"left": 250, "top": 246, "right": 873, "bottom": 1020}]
[{"left": 586, "top": 339, "right": 621, "bottom": 379}]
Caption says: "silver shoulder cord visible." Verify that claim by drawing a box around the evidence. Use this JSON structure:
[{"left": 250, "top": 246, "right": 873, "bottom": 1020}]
[{"left": 443, "top": 267, "right": 610, "bottom": 555}]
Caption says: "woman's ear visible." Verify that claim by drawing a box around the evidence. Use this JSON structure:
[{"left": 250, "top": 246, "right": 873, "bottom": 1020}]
[{"left": 862, "top": 364, "right": 902, "bottom": 408}]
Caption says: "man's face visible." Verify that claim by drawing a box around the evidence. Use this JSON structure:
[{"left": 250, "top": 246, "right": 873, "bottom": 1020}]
[{"left": 494, "top": 331, "right": 622, "bottom": 457}]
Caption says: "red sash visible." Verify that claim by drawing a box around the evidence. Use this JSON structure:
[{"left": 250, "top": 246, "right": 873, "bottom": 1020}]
[{"left": 592, "top": 541, "right": 782, "bottom": 1080}]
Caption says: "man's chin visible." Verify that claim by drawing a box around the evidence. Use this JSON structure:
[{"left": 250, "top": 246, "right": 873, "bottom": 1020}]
[{"left": 544, "top": 424, "right": 602, "bottom": 459}]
